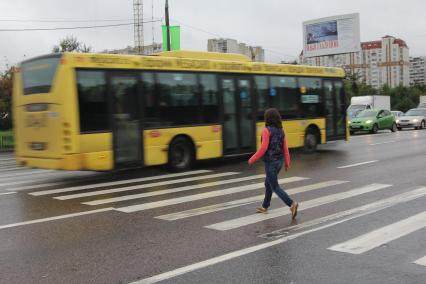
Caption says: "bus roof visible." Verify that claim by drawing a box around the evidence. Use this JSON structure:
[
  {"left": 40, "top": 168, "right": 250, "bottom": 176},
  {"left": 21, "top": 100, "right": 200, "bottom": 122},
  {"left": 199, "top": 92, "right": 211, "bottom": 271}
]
[{"left": 33, "top": 51, "right": 345, "bottom": 78}]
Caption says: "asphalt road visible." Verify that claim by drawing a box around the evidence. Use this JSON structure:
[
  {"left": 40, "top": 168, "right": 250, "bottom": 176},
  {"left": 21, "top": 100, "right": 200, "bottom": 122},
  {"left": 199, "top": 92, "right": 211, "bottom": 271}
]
[{"left": 0, "top": 128, "right": 425, "bottom": 284}]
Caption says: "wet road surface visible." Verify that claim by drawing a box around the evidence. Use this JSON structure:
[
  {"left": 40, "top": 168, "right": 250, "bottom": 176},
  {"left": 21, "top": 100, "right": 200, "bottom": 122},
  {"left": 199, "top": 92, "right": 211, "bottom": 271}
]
[{"left": 0, "top": 129, "right": 426, "bottom": 284}]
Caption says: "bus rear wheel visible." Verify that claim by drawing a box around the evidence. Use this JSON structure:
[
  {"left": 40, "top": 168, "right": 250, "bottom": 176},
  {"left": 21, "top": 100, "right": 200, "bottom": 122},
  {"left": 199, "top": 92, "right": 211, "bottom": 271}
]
[{"left": 168, "top": 137, "right": 195, "bottom": 172}]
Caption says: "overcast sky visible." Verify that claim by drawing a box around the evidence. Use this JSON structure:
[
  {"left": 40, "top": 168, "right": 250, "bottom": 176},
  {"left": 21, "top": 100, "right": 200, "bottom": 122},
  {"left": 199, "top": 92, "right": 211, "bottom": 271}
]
[{"left": 1, "top": 0, "right": 426, "bottom": 71}]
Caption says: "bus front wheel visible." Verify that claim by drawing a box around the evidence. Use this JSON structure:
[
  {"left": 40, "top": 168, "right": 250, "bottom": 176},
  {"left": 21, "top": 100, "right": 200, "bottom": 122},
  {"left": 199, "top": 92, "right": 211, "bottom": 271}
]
[
  {"left": 303, "top": 129, "right": 319, "bottom": 154},
  {"left": 168, "top": 137, "right": 195, "bottom": 172}
]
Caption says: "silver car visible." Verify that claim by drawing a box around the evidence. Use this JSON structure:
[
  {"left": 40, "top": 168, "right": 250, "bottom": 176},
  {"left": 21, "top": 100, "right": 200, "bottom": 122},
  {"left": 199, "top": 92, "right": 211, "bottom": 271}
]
[{"left": 397, "top": 108, "right": 426, "bottom": 130}]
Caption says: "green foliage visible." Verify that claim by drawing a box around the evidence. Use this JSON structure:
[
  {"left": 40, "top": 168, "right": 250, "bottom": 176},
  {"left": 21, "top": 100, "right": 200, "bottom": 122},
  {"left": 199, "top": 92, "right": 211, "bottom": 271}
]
[
  {"left": 52, "top": 35, "right": 92, "bottom": 53},
  {"left": 0, "top": 68, "right": 13, "bottom": 130},
  {"left": 345, "top": 79, "right": 426, "bottom": 112}
]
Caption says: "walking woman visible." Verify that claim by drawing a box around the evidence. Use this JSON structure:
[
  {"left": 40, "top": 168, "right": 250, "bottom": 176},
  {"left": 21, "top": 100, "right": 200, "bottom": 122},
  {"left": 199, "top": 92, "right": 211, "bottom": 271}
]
[{"left": 248, "top": 108, "right": 299, "bottom": 219}]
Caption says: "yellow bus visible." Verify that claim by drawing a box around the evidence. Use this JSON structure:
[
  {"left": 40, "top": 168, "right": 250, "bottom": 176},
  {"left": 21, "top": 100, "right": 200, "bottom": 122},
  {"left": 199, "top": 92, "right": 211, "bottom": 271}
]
[{"left": 13, "top": 51, "right": 347, "bottom": 172}]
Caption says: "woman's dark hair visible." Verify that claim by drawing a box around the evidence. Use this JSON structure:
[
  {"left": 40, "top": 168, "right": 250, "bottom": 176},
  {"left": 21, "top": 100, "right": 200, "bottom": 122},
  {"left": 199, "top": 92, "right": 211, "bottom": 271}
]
[{"left": 264, "top": 108, "right": 283, "bottom": 128}]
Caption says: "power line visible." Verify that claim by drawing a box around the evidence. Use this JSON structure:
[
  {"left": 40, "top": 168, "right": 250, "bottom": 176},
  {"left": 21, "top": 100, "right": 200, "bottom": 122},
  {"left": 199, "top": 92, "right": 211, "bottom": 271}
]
[
  {"left": 170, "top": 18, "right": 298, "bottom": 60},
  {"left": 0, "top": 19, "right": 134, "bottom": 23},
  {"left": 0, "top": 20, "right": 161, "bottom": 32}
]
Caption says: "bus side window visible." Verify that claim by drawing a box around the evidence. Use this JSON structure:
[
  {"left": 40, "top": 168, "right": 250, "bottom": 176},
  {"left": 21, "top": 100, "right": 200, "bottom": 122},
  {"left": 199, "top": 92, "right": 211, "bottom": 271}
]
[
  {"left": 254, "top": 76, "right": 269, "bottom": 121},
  {"left": 200, "top": 74, "right": 219, "bottom": 123},
  {"left": 269, "top": 76, "right": 299, "bottom": 119},
  {"left": 299, "top": 77, "right": 322, "bottom": 118},
  {"left": 142, "top": 72, "right": 161, "bottom": 128},
  {"left": 76, "top": 70, "right": 110, "bottom": 133},
  {"left": 157, "top": 72, "right": 199, "bottom": 126}
]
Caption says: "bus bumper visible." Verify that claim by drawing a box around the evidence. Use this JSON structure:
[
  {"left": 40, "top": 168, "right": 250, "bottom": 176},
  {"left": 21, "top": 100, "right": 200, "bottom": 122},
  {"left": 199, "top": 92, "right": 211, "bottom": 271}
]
[{"left": 16, "top": 152, "right": 113, "bottom": 171}]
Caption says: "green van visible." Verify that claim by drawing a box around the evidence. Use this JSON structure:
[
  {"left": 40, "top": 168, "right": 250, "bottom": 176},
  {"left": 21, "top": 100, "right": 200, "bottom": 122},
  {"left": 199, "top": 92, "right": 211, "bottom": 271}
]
[{"left": 349, "top": 109, "right": 397, "bottom": 134}]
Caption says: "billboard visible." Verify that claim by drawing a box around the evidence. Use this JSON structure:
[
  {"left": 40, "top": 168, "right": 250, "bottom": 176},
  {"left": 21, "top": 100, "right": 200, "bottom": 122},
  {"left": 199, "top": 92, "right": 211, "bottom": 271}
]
[{"left": 303, "top": 13, "right": 360, "bottom": 57}]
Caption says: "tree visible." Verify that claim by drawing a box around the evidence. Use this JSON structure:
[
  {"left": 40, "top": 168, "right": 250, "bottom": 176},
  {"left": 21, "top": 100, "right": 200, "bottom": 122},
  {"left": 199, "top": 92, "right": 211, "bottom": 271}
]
[
  {"left": 0, "top": 67, "right": 14, "bottom": 130},
  {"left": 52, "top": 35, "right": 92, "bottom": 53}
]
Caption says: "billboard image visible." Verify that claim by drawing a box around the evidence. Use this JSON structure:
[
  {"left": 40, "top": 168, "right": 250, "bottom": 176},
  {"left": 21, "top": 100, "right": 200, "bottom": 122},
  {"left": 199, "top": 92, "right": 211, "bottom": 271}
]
[
  {"left": 306, "top": 21, "right": 338, "bottom": 44},
  {"left": 303, "top": 13, "right": 360, "bottom": 58}
]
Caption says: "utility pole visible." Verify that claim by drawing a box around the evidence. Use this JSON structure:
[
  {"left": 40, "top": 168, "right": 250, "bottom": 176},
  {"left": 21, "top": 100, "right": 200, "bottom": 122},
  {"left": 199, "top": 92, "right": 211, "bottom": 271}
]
[{"left": 165, "top": 0, "right": 171, "bottom": 51}]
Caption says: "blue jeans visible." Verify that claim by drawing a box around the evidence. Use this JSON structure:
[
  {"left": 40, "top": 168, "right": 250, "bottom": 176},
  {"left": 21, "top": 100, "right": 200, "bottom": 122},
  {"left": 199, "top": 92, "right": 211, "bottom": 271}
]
[{"left": 262, "top": 159, "right": 293, "bottom": 208}]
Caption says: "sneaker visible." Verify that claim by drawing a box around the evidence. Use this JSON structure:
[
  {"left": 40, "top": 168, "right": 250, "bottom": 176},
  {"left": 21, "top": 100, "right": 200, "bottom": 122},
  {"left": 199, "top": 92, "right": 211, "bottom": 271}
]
[
  {"left": 256, "top": 207, "right": 268, "bottom": 213},
  {"left": 290, "top": 201, "right": 299, "bottom": 219}
]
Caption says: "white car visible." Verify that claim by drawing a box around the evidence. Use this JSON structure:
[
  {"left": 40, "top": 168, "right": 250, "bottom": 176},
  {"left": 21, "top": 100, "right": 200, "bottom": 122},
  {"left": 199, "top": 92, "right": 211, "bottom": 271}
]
[
  {"left": 391, "top": 111, "right": 404, "bottom": 118},
  {"left": 397, "top": 108, "right": 426, "bottom": 130}
]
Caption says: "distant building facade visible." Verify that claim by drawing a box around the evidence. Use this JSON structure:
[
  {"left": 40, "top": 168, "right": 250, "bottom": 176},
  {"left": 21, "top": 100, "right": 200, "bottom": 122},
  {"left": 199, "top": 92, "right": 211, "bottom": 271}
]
[
  {"left": 207, "top": 38, "right": 265, "bottom": 62},
  {"left": 409, "top": 56, "right": 426, "bottom": 85},
  {"left": 103, "top": 43, "right": 163, "bottom": 55},
  {"left": 300, "top": 35, "right": 410, "bottom": 88}
]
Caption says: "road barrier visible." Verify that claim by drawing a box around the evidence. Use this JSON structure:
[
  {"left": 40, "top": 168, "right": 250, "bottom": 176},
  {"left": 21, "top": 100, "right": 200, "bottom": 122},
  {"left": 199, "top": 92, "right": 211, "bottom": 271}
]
[{"left": 0, "top": 134, "right": 14, "bottom": 151}]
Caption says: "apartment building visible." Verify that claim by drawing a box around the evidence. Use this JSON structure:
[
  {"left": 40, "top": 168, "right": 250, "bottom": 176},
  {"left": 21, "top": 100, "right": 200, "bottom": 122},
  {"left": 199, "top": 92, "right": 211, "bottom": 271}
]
[
  {"left": 409, "top": 56, "right": 426, "bottom": 85},
  {"left": 301, "top": 35, "right": 410, "bottom": 88},
  {"left": 207, "top": 38, "right": 265, "bottom": 62}
]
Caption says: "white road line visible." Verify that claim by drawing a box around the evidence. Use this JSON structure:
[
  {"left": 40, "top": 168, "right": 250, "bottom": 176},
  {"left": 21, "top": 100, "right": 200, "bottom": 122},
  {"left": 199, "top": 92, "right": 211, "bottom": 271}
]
[
  {"left": 337, "top": 160, "right": 378, "bottom": 169},
  {"left": 369, "top": 141, "right": 396, "bottom": 146},
  {"left": 156, "top": 180, "right": 348, "bottom": 221},
  {"left": 0, "top": 208, "right": 113, "bottom": 230},
  {"left": 206, "top": 184, "right": 391, "bottom": 231},
  {"left": 132, "top": 187, "right": 426, "bottom": 284},
  {"left": 115, "top": 177, "right": 308, "bottom": 213},
  {"left": 0, "top": 166, "right": 20, "bottom": 171},
  {"left": 30, "top": 170, "right": 212, "bottom": 196},
  {"left": 0, "top": 192, "right": 16, "bottom": 196},
  {"left": 0, "top": 158, "right": 15, "bottom": 162},
  {"left": 0, "top": 169, "right": 56, "bottom": 179},
  {"left": 414, "top": 256, "right": 426, "bottom": 267},
  {"left": 0, "top": 172, "right": 98, "bottom": 189},
  {"left": 328, "top": 210, "right": 426, "bottom": 254},
  {"left": 54, "top": 172, "right": 239, "bottom": 200},
  {"left": 82, "top": 175, "right": 267, "bottom": 206}
]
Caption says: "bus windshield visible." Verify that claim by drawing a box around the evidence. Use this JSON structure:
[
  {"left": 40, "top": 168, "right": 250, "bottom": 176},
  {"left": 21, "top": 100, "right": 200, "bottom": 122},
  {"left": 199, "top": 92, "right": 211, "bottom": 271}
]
[{"left": 21, "top": 55, "right": 60, "bottom": 95}]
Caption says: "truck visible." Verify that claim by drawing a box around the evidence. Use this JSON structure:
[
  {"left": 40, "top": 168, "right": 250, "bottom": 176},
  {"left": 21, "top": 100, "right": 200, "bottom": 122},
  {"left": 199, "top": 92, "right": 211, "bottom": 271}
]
[
  {"left": 419, "top": 96, "right": 426, "bottom": 108},
  {"left": 347, "top": 96, "right": 391, "bottom": 119}
]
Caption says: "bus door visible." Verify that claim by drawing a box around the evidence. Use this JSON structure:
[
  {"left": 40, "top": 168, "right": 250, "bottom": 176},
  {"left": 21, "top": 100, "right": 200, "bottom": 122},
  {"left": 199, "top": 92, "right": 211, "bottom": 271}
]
[
  {"left": 220, "top": 75, "right": 256, "bottom": 154},
  {"left": 108, "top": 72, "right": 143, "bottom": 168},
  {"left": 323, "top": 80, "right": 346, "bottom": 141}
]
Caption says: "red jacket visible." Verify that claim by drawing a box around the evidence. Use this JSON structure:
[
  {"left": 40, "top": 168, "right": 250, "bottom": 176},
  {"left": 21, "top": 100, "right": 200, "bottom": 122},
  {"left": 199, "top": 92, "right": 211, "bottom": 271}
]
[{"left": 248, "top": 127, "right": 291, "bottom": 169}]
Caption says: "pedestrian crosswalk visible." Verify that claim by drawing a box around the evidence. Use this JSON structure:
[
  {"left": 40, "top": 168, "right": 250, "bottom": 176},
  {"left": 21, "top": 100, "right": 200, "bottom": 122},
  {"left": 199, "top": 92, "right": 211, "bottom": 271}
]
[
  {"left": 1, "top": 162, "right": 426, "bottom": 270},
  {"left": 328, "top": 211, "right": 426, "bottom": 254}
]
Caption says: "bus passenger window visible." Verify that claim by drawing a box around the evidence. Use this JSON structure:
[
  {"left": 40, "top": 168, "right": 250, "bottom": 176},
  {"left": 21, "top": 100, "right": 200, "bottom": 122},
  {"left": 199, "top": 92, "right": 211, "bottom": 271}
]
[
  {"left": 200, "top": 74, "right": 219, "bottom": 123},
  {"left": 299, "top": 77, "right": 322, "bottom": 118},
  {"left": 142, "top": 72, "right": 161, "bottom": 128},
  {"left": 254, "top": 76, "right": 269, "bottom": 120},
  {"left": 157, "top": 72, "right": 199, "bottom": 126},
  {"left": 269, "top": 76, "right": 299, "bottom": 119},
  {"left": 76, "top": 70, "right": 110, "bottom": 133}
]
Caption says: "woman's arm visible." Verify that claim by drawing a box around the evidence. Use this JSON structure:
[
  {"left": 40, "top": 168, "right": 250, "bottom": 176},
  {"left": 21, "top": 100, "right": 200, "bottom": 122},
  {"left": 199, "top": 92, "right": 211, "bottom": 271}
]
[
  {"left": 248, "top": 128, "right": 270, "bottom": 165},
  {"left": 283, "top": 135, "right": 291, "bottom": 170}
]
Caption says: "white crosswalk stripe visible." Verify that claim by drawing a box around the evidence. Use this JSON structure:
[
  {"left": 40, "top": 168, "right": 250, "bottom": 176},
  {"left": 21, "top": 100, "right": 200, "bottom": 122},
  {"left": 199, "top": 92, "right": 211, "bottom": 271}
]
[
  {"left": 0, "top": 169, "right": 56, "bottom": 178},
  {"left": 414, "top": 256, "right": 426, "bottom": 267},
  {"left": 155, "top": 180, "right": 348, "bottom": 221},
  {"left": 259, "top": 187, "right": 426, "bottom": 240},
  {"left": 328, "top": 210, "right": 426, "bottom": 254},
  {"left": 54, "top": 172, "right": 240, "bottom": 200},
  {"left": 205, "top": 184, "right": 391, "bottom": 231},
  {"left": 82, "top": 174, "right": 267, "bottom": 206},
  {"left": 30, "top": 170, "right": 213, "bottom": 196},
  {"left": 115, "top": 177, "right": 307, "bottom": 213}
]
